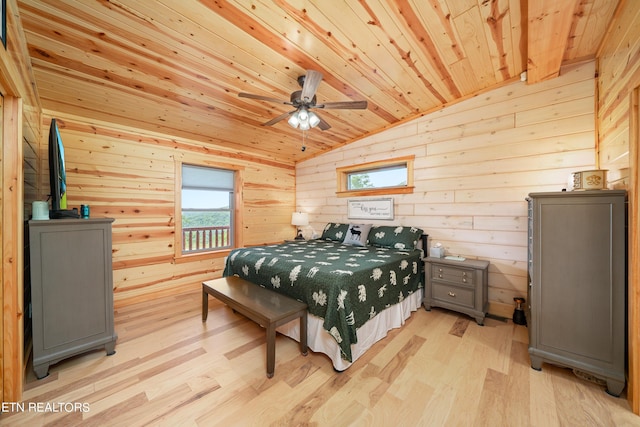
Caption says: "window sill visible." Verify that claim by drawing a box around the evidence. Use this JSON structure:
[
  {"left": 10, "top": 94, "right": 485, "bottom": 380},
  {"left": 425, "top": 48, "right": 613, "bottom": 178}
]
[
  {"left": 336, "top": 186, "right": 414, "bottom": 198},
  {"left": 174, "top": 249, "right": 231, "bottom": 264}
]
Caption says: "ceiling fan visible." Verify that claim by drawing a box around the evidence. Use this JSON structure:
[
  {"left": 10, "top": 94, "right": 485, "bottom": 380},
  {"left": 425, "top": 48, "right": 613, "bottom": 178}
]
[{"left": 238, "top": 70, "right": 367, "bottom": 131}]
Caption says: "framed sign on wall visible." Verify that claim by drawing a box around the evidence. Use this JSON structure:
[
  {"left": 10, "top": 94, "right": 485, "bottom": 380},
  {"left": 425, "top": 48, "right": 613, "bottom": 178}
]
[{"left": 347, "top": 198, "right": 394, "bottom": 220}]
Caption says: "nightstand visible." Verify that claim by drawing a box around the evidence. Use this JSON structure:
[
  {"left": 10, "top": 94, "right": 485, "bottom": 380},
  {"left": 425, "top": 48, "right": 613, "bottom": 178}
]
[{"left": 424, "top": 257, "right": 489, "bottom": 325}]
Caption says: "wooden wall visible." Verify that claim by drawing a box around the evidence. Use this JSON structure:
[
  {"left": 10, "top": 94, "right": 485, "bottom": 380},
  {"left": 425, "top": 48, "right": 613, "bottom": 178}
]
[
  {"left": 597, "top": 0, "right": 639, "bottom": 186},
  {"left": 296, "top": 61, "right": 599, "bottom": 318},
  {"left": 0, "top": 0, "right": 42, "bottom": 403},
  {"left": 597, "top": 0, "right": 640, "bottom": 413},
  {"left": 38, "top": 115, "right": 296, "bottom": 308}
]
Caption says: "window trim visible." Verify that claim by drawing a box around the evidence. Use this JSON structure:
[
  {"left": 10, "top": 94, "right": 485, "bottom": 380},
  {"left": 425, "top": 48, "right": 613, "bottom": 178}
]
[
  {"left": 174, "top": 160, "right": 244, "bottom": 263},
  {"left": 336, "top": 155, "right": 415, "bottom": 198}
]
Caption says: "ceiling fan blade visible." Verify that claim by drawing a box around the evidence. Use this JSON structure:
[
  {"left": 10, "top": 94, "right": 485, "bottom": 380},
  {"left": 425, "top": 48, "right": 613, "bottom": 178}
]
[
  {"left": 317, "top": 115, "right": 331, "bottom": 131},
  {"left": 239, "top": 92, "right": 290, "bottom": 105},
  {"left": 262, "top": 111, "right": 294, "bottom": 126},
  {"left": 316, "top": 100, "right": 368, "bottom": 109},
  {"left": 300, "top": 70, "right": 323, "bottom": 102}
]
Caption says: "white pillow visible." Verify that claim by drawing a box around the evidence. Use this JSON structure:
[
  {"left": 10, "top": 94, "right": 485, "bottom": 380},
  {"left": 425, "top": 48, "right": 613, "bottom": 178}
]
[{"left": 342, "top": 224, "right": 372, "bottom": 246}]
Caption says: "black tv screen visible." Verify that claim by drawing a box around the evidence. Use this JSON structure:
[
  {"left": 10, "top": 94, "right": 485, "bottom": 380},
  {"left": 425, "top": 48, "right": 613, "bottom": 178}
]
[{"left": 48, "top": 118, "right": 67, "bottom": 211}]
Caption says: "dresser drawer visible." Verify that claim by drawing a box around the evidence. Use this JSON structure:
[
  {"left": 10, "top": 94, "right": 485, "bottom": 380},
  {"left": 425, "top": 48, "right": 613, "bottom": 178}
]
[
  {"left": 431, "top": 264, "right": 474, "bottom": 286},
  {"left": 432, "top": 283, "right": 475, "bottom": 309}
]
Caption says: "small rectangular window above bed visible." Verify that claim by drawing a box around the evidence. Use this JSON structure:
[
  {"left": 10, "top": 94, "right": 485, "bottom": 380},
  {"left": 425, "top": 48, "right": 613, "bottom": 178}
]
[
  {"left": 347, "top": 165, "right": 406, "bottom": 190},
  {"left": 336, "top": 155, "right": 415, "bottom": 198}
]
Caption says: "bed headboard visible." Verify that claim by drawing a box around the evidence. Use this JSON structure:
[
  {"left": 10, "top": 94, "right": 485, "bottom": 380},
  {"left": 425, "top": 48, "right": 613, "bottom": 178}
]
[{"left": 419, "top": 233, "right": 429, "bottom": 256}]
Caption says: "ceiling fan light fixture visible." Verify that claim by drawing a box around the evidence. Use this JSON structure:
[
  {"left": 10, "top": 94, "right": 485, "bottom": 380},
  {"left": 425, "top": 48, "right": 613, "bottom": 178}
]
[
  {"left": 298, "top": 107, "right": 309, "bottom": 121},
  {"left": 240, "top": 70, "right": 367, "bottom": 130},
  {"left": 288, "top": 112, "right": 300, "bottom": 128},
  {"left": 308, "top": 111, "right": 320, "bottom": 128},
  {"left": 288, "top": 107, "right": 319, "bottom": 131}
]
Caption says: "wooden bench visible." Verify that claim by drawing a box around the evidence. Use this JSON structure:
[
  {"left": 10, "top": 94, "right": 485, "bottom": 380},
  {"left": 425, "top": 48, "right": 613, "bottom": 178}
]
[{"left": 202, "top": 276, "right": 308, "bottom": 378}]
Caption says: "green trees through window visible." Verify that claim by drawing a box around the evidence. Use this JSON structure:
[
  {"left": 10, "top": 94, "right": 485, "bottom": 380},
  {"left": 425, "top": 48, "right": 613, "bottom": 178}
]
[
  {"left": 347, "top": 166, "right": 407, "bottom": 190},
  {"left": 181, "top": 165, "right": 234, "bottom": 253}
]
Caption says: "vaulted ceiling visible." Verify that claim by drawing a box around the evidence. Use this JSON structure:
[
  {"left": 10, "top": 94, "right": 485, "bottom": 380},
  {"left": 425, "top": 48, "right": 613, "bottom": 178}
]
[{"left": 17, "top": 0, "right": 620, "bottom": 166}]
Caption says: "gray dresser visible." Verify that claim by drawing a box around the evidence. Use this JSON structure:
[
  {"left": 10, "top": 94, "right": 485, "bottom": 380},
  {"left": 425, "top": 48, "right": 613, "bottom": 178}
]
[
  {"left": 424, "top": 257, "right": 489, "bottom": 325},
  {"left": 28, "top": 218, "right": 117, "bottom": 379},
  {"left": 526, "top": 190, "right": 626, "bottom": 396}
]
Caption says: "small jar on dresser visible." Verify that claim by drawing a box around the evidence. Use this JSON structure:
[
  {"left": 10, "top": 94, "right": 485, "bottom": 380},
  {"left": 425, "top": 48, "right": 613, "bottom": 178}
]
[{"left": 424, "top": 257, "right": 489, "bottom": 325}]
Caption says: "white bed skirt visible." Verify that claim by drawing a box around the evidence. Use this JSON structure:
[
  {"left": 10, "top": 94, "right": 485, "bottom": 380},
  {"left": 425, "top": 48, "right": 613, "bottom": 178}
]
[{"left": 277, "top": 288, "right": 424, "bottom": 371}]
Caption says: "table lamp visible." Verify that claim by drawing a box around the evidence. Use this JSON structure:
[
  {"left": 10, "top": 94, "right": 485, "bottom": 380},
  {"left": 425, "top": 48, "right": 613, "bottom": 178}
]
[{"left": 291, "top": 212, "right": 309, "bottom": 240}]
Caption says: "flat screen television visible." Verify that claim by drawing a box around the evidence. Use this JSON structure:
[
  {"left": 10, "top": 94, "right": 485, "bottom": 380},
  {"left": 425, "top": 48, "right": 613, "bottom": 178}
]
[{"left": 48, "top": 119, "right": 78, "bottom": 218}]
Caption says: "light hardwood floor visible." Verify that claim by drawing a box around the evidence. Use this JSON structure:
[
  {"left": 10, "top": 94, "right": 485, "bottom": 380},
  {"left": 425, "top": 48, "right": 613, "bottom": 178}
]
[{"left": 3, "top": 290, "right": 639, "bottom": 426}]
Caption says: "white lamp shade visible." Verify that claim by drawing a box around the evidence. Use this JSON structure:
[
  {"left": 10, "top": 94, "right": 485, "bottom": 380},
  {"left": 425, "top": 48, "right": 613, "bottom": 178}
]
[
  {"left": 299, "top": 121, "right": 310, "bottom": 131},
  {"left": 308, "top": 111, "right": 320, "bottom": 127},
  {"left": 291, "top": 212, "right": 309, "bottom": 226},
  {"left": 288, "top": 113, "right": 300, "bottom": 128},
  {"left": 298, "top": 107, "right": 309, "bottom": 121}
]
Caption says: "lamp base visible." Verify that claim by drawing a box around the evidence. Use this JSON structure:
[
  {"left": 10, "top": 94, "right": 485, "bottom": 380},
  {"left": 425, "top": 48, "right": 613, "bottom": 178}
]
[
  {"left": 513, "top": 297, "right": 527, "bottom": 326},
  {"left": 513, "top": 309, "right": 527, "bottom": 326},
  {"left": 294, "top": 229, "right": 305, "bottom": 240}
]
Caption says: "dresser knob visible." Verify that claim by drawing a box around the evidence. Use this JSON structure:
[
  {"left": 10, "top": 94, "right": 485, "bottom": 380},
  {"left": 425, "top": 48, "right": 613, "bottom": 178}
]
[
  {"left": 462, "top": 278, "right": 467, "bottom": 283},
  {"left": 438, "top": 274, "right": 443, "bottom": 278},
  {"left": 448, "top": 291, "right": 456, "bottom": 297}
]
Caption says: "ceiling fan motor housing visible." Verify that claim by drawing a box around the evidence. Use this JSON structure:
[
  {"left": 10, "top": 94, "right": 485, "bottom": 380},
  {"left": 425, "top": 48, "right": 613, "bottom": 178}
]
[{"left": 290, "top": 90, "right": 316, "bottom": 107}]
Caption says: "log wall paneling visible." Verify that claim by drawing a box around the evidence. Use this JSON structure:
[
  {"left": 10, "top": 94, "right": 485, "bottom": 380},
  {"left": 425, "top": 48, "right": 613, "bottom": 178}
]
[
  {"left": 597, "top": 0, "right": 639, "bottom": 186},
  {"left": 628, "top": 84, "right": 640, "bottom": 419},
  {"left": 597, "top": 0, "right": 640, "bottom": 411},
  {"left": 37, "top": 116, "right": 296, "bottom": 309},
  {"left": 1, "top": 93, "right": 4, "bottom": 404},
  {"left": 297, "top": 61, "right": 598, "bottom": 318},
  {"left": 0, "top": 0, "right": 43, "bottom": 404},
  {"left": 2, "top": 96, "right": 24, "bottom": 403}
]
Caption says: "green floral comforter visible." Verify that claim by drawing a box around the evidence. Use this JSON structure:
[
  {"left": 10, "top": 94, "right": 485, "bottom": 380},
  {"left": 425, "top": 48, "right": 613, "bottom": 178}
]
[{"left": 223, "top": 240, "right": 424, "bottom": 362}]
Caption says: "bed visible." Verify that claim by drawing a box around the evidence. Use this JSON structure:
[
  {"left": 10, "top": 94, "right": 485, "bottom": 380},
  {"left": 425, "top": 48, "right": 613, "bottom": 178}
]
[{"left": 223, "top": 223, "right": 427, "bottom": 370}]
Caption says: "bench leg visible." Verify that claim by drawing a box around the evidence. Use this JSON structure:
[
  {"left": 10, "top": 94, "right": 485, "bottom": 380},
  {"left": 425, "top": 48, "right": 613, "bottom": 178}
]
[
  {"left": 266, "top": 323, "right": 276, "bottom": 378},
  {"left": 300, "top": 312, "right": 308, "bottom": 356},
  {"left": 202, "top": 289, "right": 209, "bottom": 322}
]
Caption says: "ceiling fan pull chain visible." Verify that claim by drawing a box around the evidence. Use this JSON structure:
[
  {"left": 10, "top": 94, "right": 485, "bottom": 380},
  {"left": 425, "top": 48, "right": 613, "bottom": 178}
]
[{"left": 301, "top": 130, "right": 307, "bottom": 152}]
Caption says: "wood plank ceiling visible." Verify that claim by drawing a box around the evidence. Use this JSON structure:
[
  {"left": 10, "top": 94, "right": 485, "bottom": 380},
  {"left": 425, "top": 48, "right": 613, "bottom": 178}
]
[{"left": 17, "top": 0, "right": 620, "bottom": 166}]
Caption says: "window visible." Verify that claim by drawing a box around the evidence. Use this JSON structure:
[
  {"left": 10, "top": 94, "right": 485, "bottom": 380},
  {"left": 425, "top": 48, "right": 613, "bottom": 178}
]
[
  {"left": 347, "top": 165, "right": 407, "bottom": 190},
  {"left": 180, "top": 164, "right": 235, "bottom": 254},
  {"left": 336, "top": 156, "right": 414, "bottom": 197}
]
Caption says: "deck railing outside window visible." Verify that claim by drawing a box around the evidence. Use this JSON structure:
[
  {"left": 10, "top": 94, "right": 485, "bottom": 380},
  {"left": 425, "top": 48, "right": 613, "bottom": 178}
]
[{"left": 182, "top": 226, "right": 230, "bottom": 252}]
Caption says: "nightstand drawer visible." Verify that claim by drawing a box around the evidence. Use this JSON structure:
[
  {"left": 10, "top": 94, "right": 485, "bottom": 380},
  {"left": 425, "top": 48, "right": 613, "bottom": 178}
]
[
  {"left": 424, "top": 257, "right": 489, "bottom": 325},
  {"left": 432, "top": 283, "right": 475, "bottom": 308},
  {"left": 431, "top": 264, "right": 474, "bottom": 285}
]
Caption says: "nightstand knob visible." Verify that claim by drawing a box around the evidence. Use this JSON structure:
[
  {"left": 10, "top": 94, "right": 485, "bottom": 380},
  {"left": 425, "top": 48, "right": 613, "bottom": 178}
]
[
  {"left": 462, "top": 272, "right": 467, "bottom": 276},
  {"left": 448, "top": 291, "right": 456, "bottom": 297},
  {"left": 438, "top": 274, "right": 443, "bottom": 278},
  {"left": 438, "top": 268, "right": 443, "bottom": 272},
  {"left": 462, "top": 278, "right": 467, "bottom": 283}
]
